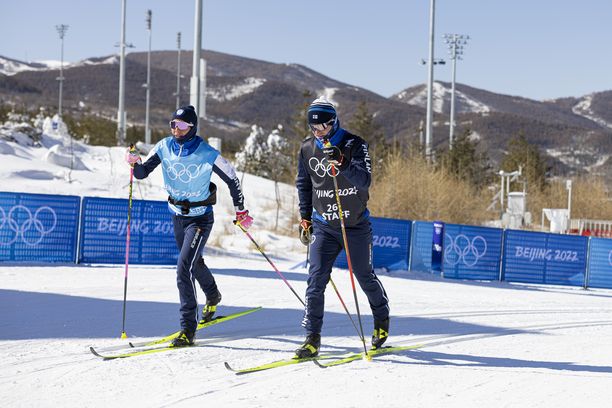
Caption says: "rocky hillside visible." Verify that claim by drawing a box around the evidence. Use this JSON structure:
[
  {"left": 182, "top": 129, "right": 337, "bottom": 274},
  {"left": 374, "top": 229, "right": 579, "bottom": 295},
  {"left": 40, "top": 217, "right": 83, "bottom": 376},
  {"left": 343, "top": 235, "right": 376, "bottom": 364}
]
[{"left": 1, "top": 51, "right": 611, "bottom": 179}]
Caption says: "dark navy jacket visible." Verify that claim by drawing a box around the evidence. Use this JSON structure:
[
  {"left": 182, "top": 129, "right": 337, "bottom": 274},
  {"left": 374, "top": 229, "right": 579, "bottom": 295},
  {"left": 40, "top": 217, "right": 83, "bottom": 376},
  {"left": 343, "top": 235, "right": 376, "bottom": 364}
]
[{"left": 296, "top": 129, "right": 372, "bottom": 228}]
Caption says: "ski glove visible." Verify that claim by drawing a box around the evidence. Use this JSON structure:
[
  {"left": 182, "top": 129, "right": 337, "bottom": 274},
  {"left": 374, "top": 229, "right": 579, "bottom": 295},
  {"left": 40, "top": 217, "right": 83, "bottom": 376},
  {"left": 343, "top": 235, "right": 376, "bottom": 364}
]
[
  {"left": 125, "top": 148, "right": 141, "bottom": 166},
  {"left": 299, "top": 219, "right": 313, "bottom": 246},
  {"left": 235, "top": 209, "right": 253, "bottom": 230},
  {"left": 322, "top": 145, "right": 345, "bottom": 168}
]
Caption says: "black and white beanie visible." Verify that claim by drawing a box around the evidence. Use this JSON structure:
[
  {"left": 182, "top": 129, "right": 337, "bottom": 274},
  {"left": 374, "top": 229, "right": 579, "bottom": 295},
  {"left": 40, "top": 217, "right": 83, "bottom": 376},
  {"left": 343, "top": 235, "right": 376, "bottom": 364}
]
[{"left": 307, "top": 97, "right": 337, "bottom": 124}]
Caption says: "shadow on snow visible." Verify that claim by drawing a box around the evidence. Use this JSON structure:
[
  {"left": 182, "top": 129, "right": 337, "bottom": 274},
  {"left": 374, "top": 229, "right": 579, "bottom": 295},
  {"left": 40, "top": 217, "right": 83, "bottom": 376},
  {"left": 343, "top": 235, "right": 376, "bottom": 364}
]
[{"left": 1, "top": 288, "right": 525, "bottom": 343}]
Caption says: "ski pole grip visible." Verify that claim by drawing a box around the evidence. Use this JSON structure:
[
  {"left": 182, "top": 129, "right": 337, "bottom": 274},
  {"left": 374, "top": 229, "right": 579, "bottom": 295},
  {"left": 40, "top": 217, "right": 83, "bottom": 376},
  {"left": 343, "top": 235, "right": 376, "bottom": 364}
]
[{"left": 233, "top": 219, "right": 245, "bottom": 231}]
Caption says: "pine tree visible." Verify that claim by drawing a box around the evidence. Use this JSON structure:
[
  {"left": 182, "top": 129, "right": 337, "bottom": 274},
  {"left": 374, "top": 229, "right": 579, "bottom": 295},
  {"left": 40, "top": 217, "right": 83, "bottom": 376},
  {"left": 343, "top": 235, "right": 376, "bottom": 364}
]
[
  {"left": 501, "top": 132, "right": 548, "bottom": 191},
  {"left": 235, "top": 125, "right": 270, "bottom": 177},
  {"left": 289, "top": 90, "right": 313, "bottom": 142},
  {"left": 266, "top": 126, "right": 293, "bottom": 229},
  {"left": 347, "top": 100, "right": 388, "bottom": 173},
  {"left": 437, "top": 128, "right": 492, "bottom": 189},
  {"left": 267, "top": 125, "right": 293, "bottom": 182}
]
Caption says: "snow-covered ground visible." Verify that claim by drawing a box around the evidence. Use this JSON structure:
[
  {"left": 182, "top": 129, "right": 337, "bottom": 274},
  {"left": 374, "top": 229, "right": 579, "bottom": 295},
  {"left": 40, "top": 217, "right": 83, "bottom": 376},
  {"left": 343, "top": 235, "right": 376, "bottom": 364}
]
[
  {"left": 2, "top": 117, "right": 612, "bottom": 407},
  {"left": 3, "top": 262, "right": 612, "bottom": 407}
]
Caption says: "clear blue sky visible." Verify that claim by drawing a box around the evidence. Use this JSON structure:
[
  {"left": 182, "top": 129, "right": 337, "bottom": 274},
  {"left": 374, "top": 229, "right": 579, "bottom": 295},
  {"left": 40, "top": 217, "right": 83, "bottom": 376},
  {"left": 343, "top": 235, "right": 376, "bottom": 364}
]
[{"left": 1, "top": 0, "right": 611, "bottom": 100}]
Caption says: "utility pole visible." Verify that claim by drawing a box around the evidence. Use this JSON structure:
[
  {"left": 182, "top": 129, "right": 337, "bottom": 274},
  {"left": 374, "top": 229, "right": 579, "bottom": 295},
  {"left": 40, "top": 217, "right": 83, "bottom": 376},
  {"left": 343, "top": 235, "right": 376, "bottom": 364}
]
[
  {"left": 190, "top": 0, "right": 203, "bottom": 120},
  {"left": 175, "top": 32, "right": 182, "bottom": 109},
  {"left": 420, "top": 56, "right": 445, "bottom": 157},
  {"left": 425, "top": 0, "right": 436, "bottom": 160},
  {"left": 144, "top": 10, "right": 152, "bottom": 144},
  {"left": 444, "top": 33, "right": 469, "bottom": 149},
  {"left": 116, "top": 0, "right": 128, "bottom": 146},
  {"left": 55, "top": 24, "right": 69, "bottom": 118}
]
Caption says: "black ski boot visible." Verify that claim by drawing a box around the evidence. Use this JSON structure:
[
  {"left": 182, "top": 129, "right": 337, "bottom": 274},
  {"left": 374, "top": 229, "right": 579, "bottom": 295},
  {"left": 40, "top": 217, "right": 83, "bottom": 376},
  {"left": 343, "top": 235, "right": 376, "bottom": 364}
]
[
  {"left": 171, "top": 329, "right": 195, "bottom": 347},
  {"left": 201, "top": 292, "right": 222, "bottom": 323},
  {"left": 372, "top": 318, "right": 389, "bottom": 349},
  {"left": 294, "top": 333, "right": 321, "bottom": 359}
]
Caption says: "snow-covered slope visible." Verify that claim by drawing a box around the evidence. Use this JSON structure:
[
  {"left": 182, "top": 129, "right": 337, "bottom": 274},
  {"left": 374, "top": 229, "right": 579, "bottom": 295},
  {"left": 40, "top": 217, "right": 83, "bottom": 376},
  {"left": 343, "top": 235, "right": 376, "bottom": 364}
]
[
  {"left": 572, "top": 94, "right": 612, "bottom": 130},
  {"left": 394, "top": 81, "right": 490, "bottom": 115},
  {"left": 0, "top": 55, "right": 119, "bottom": 76}
]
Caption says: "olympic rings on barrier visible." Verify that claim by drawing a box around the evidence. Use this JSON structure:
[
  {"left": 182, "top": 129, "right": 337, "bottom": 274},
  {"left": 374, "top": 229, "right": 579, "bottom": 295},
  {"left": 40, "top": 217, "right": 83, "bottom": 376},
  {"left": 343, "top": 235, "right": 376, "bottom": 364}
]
[
  {"left": 163, "top": 159, "right": 203, "bottom": 183},
  {"left": 444, "top": 233, "right": 487, "bottom": 267},
  {"left": 308, "top": 157, "right": 335, "bottom": 178},
  {"left": 608, "top": 250, "right": 612, "bottom": 266},
  {"left": 0, "top": 205, "right": 57, "bottom": 247}
]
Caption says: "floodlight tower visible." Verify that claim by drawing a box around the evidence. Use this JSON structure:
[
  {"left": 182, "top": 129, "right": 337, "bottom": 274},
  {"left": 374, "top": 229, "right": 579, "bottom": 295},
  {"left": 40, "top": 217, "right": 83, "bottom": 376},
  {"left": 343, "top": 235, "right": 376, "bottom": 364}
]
[
  {"left": 55, "top": 24, "right": 69, "bottom": 118},
  {"left": 444, "top": 33, "right": 469, "bottom": 149},
  {"left": 144, "top": 10, "right": 152, "bottom": 144}
]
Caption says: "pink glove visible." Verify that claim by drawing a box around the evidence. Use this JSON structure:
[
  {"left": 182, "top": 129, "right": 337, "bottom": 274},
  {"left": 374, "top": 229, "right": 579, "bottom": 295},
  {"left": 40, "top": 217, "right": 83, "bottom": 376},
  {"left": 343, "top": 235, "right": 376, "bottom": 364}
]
[
  {"left": 235, "top": 209, "right": 253, "bottom": 230},
  {"left": 125, "top": 149, "right": 141, "bottom": 166}
]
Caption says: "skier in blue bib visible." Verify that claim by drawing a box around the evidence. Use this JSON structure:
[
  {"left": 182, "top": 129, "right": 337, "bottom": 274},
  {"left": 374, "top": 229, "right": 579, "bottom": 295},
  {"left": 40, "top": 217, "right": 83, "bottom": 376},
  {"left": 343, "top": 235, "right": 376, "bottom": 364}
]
[
  {"left": 294, "top": 97, "right": 390, "bottom": 358},
  {"left": 125, "top": 105, "right": 253, "bottom": 347}
]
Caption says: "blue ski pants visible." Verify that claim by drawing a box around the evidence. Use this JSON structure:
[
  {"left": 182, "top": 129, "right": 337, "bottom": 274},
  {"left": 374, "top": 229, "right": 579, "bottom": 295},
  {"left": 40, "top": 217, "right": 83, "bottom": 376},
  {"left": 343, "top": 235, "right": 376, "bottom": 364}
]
[
  {"left": 172, "top": 211, "right": 218, "bottom": 332},
  {"left": 302, "top": 219, "right": 390, "bottom": 335}
]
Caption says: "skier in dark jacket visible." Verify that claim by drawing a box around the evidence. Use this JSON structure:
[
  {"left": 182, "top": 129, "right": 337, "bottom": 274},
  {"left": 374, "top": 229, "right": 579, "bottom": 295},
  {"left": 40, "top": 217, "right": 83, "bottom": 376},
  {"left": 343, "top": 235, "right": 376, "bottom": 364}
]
[
  {"left": 125, "top": 105, "right": 253, "bottom": 347},
  {"left": 294, "top": 97, "right": 390, "bottom": 358}
]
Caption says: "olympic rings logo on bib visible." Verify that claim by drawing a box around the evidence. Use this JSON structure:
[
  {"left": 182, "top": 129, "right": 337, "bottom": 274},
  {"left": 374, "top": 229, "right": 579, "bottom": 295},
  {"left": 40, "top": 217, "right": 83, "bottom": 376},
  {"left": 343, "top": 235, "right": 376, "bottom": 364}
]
[
  {"left": 308, "top": 157, "right": 334, "bottom": 178},
  {"left": 163, "top": 159, "right": 203, "bottom": 183}
]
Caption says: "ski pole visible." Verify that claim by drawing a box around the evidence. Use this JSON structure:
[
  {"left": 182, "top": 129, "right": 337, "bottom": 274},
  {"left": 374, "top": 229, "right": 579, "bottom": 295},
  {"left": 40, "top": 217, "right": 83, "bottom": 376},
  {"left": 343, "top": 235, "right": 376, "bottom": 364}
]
[
  {"left": 324, "top": 140, "right": 369, "bottom": 359},
  {"left": 120, "top": 144, "right": 136, "bottom": 339},
  {"left": 234, "top": 220, "right": 306, "bottom": 307}
]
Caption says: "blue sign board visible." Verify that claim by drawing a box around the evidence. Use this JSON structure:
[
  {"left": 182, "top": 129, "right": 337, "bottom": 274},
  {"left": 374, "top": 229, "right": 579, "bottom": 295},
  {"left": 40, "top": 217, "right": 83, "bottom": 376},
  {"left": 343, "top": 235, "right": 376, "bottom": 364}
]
[
  {"left": 409, "top": 221, "right": 434, "bottom": 273},
  {"left": 0, "top": 191, "right": 80, "bottom": 262},
  {"left": 443, "top": 224, "right": 503, "bottom": 281},
  {"left": 334, "top": 217, "right": 412, "bottom": 270},
  {"left": 586, "top": 237, "right": 612, "bottom": 289},
  {"left": 502, "top": 230, "right": 588, "bottom": 286},
  {"left": 4, "top": 189, "right": 611, "bottom": 295},
  {"left": 79, "top": 197, "right": 178, "bottom": 265}
]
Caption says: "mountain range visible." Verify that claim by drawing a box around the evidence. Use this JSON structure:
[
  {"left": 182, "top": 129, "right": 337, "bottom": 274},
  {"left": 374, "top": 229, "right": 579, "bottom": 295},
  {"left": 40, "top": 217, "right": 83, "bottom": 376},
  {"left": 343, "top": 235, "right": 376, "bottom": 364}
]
[{"left": 1, "top": 51, "right": 611, "bottom": 179}]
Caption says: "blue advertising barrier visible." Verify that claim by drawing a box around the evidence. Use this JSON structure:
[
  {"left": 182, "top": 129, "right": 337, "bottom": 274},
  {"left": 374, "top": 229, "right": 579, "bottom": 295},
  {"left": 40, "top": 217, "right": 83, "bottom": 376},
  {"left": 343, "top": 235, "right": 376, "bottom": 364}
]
[
  {"left": 334, "top": 217, "right": 412, "bottom": 270},
  {"left": 444, "top": 224, "right": 503, "bottom": 281},
  {"left": 409, "top": 221, "right": 434, "bottom": 273},
  {"left": 79, "top": 197, "right": 178, "bottom": 265},
  {"left": 586, "top": 237, "right": 612, "bottom": 289},
  {"left": 0, "top": 191, "right": 80, "bottom": 262},
  {"left": 502, "top": 230, "right": 588, "bottom": 286}
]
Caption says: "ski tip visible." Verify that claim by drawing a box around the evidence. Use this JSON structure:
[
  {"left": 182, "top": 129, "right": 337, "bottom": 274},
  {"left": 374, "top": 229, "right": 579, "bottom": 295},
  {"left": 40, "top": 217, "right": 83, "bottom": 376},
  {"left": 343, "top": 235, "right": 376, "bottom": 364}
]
[
  {"left": 312, "top": 359, "right": 327, "bottom": 368},
  {"left": 89, "top": 346, "right": 104, "bottom": 358},
  {"left": 224, "top": 361, "right": 247, "bottom": 375}
]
